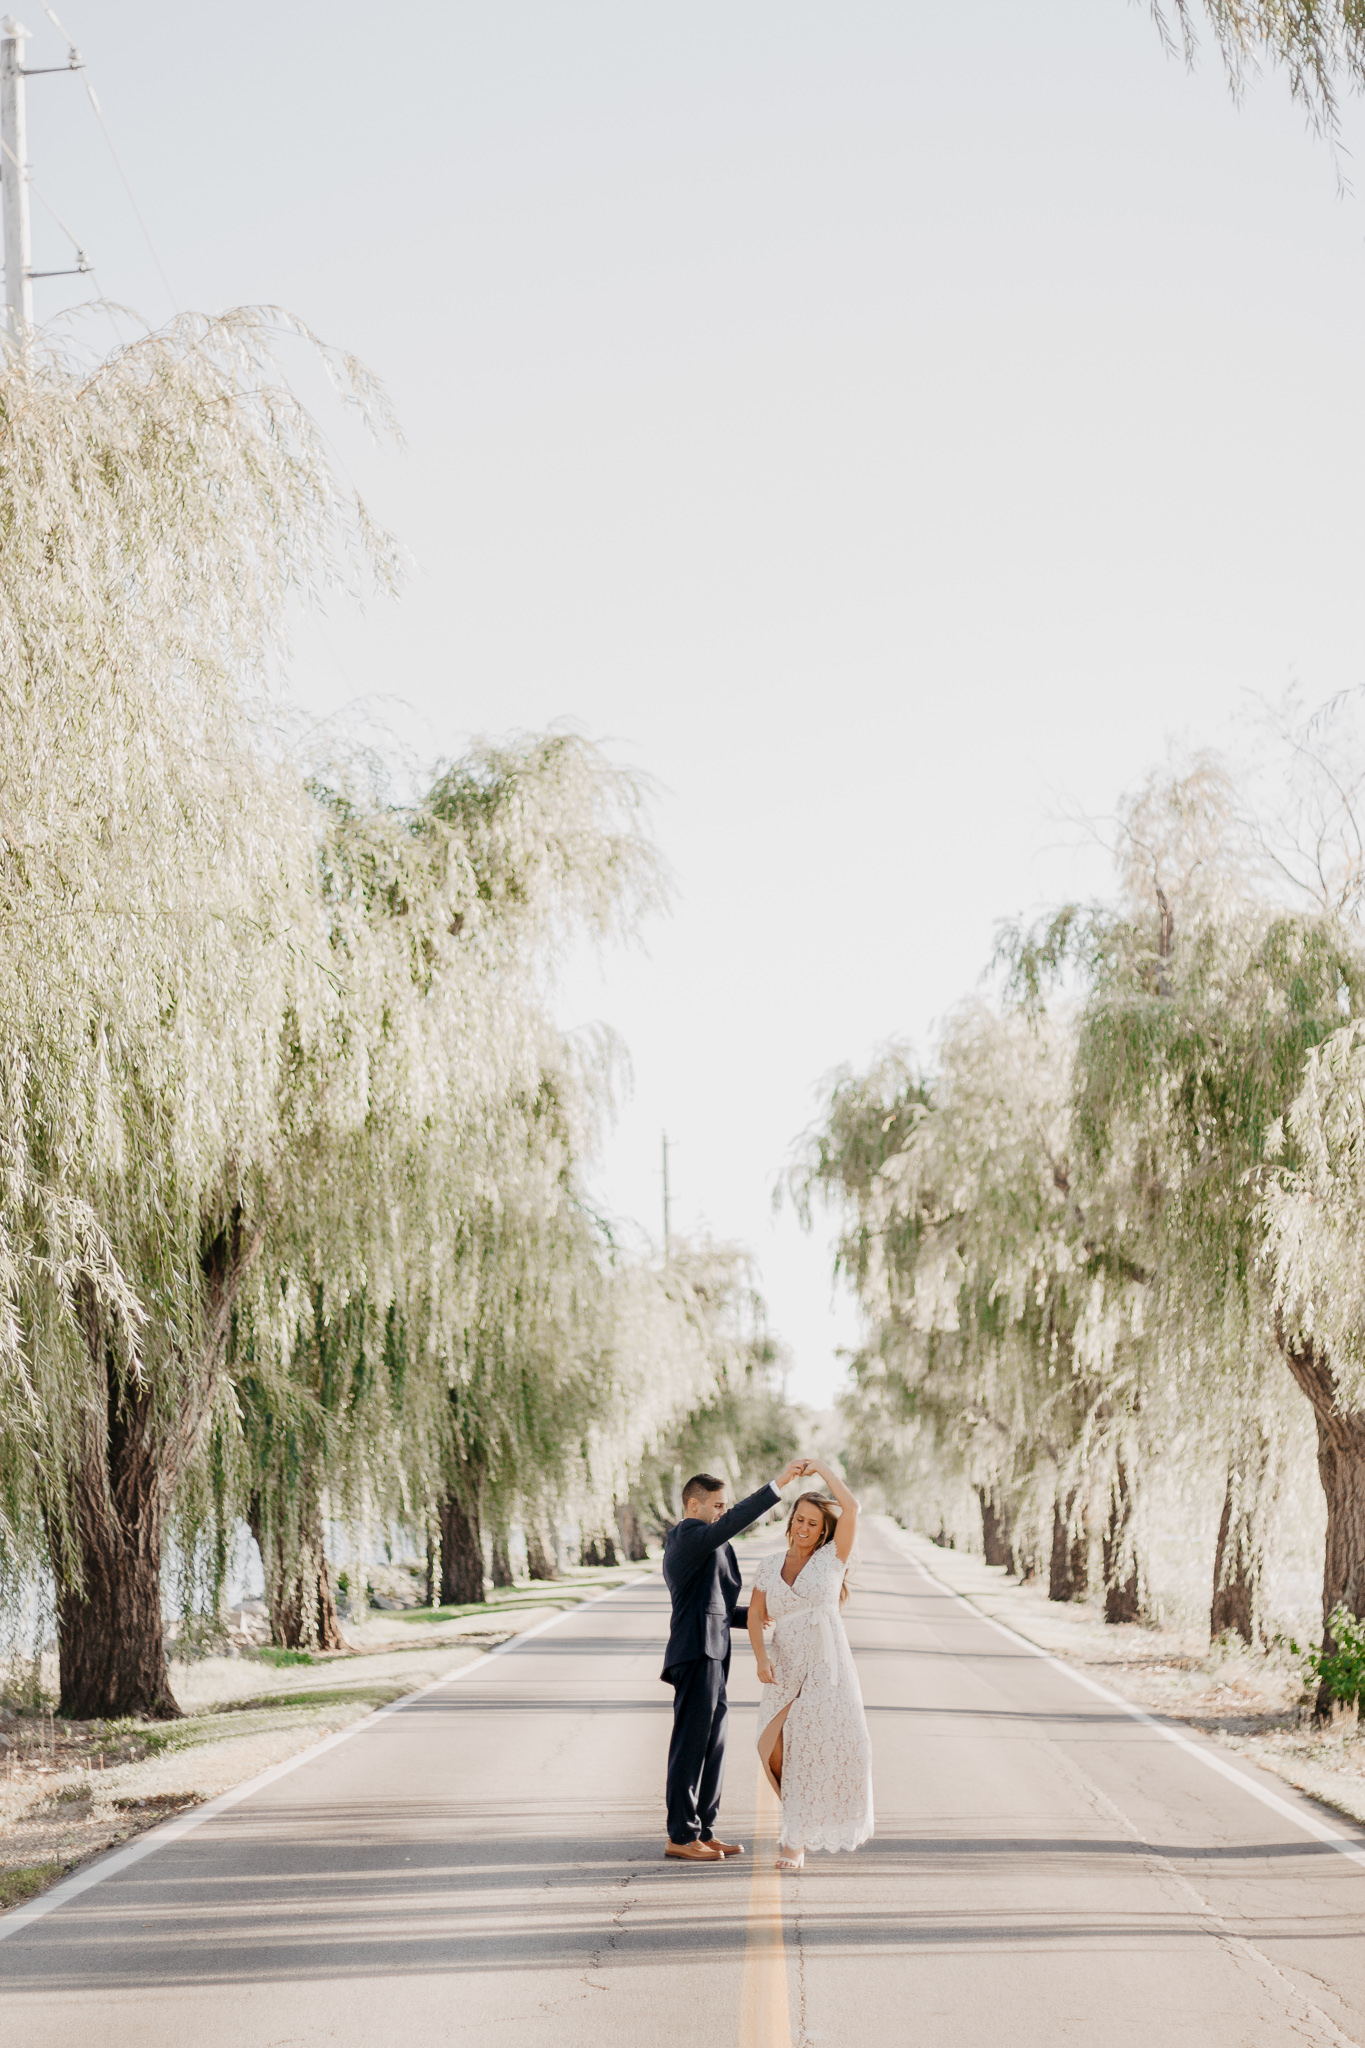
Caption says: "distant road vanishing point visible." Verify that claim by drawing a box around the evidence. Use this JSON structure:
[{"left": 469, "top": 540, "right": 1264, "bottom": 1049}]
[{"left": 4, "top": 1523, "right": 1365, "bottom": 2048}]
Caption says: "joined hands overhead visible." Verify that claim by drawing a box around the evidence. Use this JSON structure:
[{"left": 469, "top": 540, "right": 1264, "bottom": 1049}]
[
  {"left": 777, "top": 1457, "right": 838, "bottom": 1488},
  {"left": 776, "top": 1458, "right": 815, "bottom": 1488}
]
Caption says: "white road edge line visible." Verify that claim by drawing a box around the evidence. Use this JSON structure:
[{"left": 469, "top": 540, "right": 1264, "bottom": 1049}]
[
  {"left": 0, "top": 1570, "right": 654, "bottom": 1945},
  {"left": 901, "top": 1535, "right": 1365, "bottom": 1876}
]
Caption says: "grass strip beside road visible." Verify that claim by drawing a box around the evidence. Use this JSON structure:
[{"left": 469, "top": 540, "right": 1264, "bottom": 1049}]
[
  {"left": 0, "top": 1865, "right": 59, "bottom": 1911},
  {"left": 395, "top": 1590, "right": 606, "bottom": 1624}
]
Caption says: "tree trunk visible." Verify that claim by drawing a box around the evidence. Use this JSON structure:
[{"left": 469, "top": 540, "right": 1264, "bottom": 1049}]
[
  {"left": 52, "top": 1355, "right": 179, "bottom": 1721},
  {"left": 424, "top": 1534, "right": 437, "bottom": 1609},
  {"left": 615, "top": 1500, "right": 649, "bottom": 1563},
  {"left": 976, "top": 1486, "right": 1016, "bottom": 1573},
  {"left": 490, "top": 1531, "right": 514, "bottom": 1589},
  {"left": 1048, "top": 1492, "right": 1088, "bottom": 1602},
  {"left": 580, "top": 1531, "right": 619, "bottom": 1568},
  {"left": 247, "top": 1485, "right": 345, "bottom": 1652},
  {"left": 525, "top": 1521, "right": 558, "bottom": 1582},
  {"left": 439, "top": 1492, "right": 486, "bottom": 1606},
  {"left": 277, "top": 1552, "right": 343, "bottom": 1651},
  {"left": 1278, "top": 1322, "right": 1365, "bottom": 1715},
  {"left": 52, "top": 1213, "right": 264, "bottom": 1721},
  {"left": 1102, "top": 1464, "right": 1142, "bottom": 1624},
  {"left": 1210, "top": 1472, "right": 1256, "bottom": 1646}
]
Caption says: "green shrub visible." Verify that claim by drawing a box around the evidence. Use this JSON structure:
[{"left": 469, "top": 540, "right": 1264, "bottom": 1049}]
[
  {"left": 252, "top": 1646, "right": 315, "bottom": 1668},
  {"left": 1296, "top": 1607, "right": 1365, "bottom": 1709}
]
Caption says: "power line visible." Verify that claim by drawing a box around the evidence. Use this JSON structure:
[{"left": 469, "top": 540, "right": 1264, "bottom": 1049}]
[
  {"left": 80, "top": 77, "right": 177, "bottom": 317},
  {"left": 38, "top": 0, "right": 179, "bottom": 318},
  {"left": 0, "top": 130, "right": 86, "bottom": 270}
]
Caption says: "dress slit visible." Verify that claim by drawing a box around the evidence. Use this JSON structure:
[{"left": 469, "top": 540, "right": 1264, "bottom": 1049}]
[{"left": 757, "top": 1692, "right": 799, "bottom": 1799}]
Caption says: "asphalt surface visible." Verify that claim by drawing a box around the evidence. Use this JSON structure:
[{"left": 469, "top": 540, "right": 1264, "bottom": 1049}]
[{"left": 5, "top": 1522, "right": 1365, "bottom": 2047}]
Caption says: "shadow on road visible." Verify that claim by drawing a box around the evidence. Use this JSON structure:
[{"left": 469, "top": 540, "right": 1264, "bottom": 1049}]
[{"left": 3, "top": 1799, "right": 1360, "bottom": 1996}]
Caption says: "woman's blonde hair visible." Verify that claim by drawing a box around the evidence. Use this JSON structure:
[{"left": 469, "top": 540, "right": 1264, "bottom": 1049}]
[{"left": 786, "top": 1491, "right": 850, "bottom": 1605}]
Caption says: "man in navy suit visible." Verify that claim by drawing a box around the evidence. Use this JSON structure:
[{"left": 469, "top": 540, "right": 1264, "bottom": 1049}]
[{"left": 660, "top": 1460, "right": 810, "bottom": 1863}]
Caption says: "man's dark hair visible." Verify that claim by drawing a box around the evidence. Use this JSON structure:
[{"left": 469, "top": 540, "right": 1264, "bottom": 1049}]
[{"left": 681, "top": 1472, "right": 726, "bottom": 1508}]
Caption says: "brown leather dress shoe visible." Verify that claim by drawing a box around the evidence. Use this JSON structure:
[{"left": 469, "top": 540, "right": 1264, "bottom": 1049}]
[
  {"left": 705, "top": 1838, "right": 745, "bottom": 1856},
  {"left": 664, "top": 1839, "right": 724, "bottom": 1862}
]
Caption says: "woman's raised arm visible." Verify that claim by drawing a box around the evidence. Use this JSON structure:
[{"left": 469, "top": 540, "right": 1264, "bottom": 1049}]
[{"left": 808, "top": 1460, "right": 860, "bottom": 1561}]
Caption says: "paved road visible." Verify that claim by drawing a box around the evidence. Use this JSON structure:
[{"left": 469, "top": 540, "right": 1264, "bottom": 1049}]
[{"left": 5, "top": 1522, "right": 1365, "bottom": 2047}]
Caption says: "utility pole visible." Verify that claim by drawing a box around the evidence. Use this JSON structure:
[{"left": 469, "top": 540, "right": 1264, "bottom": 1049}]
[
  {"left": 1, "top": 17, "right": 31, "bottom": 341},
  {"left": 661, "top": 1130, "right": 672, "bottom": 1256}
]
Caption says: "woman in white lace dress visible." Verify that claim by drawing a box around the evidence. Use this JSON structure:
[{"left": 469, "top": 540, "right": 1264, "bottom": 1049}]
[{"left": 747, "top": 1460, "right": 873, "bottom": 1871}]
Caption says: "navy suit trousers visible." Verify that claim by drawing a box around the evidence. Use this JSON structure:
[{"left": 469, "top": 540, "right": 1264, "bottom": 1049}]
[{"left": 665, "top": 1651, "right": 729, "bottom": 1844}]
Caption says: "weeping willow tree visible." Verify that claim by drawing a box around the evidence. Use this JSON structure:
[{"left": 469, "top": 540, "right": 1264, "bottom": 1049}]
[
  {"left": 0, "top": 289, "right": 787, "bottom": 1707},
  {"left": 797, "top": 726, "right": 1365, "bottom": 1649},
  {"left": 203, "top": 725, "right": 664, "bottom": 1640},
  {"left": 0, "top": 295, "right": 742, "bottom": 1697},
  {"left": 789, "top": 1009, "right": 1147, "bottom": 1607},
  {"left": 987, "top": 754, "right": 1363, "bottom": 1643},
  {"left": 0, "top": 310, "right": 399, "bottom": 1717},
  {"left": 205, "top": 728, "right": 760, "bottom": 1639},
  {"left": 414, "top": 735, "right": 657, "bottom": 1601}
]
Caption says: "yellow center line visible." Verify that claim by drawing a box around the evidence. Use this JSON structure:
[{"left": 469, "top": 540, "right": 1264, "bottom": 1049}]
[{"left": 737, "top": 1752, "right": 792, "bottom": 2048}]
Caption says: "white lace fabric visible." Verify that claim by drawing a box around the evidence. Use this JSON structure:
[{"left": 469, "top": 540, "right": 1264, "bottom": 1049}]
[{"left": 754, "top": 1540, "right": 875, "bottom": 1853}]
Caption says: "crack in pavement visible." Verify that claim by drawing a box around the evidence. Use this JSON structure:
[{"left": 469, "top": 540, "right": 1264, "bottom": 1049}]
[
  {"left": 580, "top": 1867, "right": 637, "bottom": 1993},
  {"left": 488, "top": 1867, "right": 641, "bottom": 2024}
]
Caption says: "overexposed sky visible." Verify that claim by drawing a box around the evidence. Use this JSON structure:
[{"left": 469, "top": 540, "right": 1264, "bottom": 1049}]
[{"left": 26, "top": 2, "right": 1365, "bottom": 1400}]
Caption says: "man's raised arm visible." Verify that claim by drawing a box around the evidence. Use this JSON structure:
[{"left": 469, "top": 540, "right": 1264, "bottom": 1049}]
[{"left": 685, "top": 1460, "right": 810, "bottom": 1560}]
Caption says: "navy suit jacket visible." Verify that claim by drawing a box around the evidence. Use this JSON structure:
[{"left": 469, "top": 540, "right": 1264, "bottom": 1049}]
[{"left": 660, "top": 1481, "right": 780, "bottom": 1679}]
